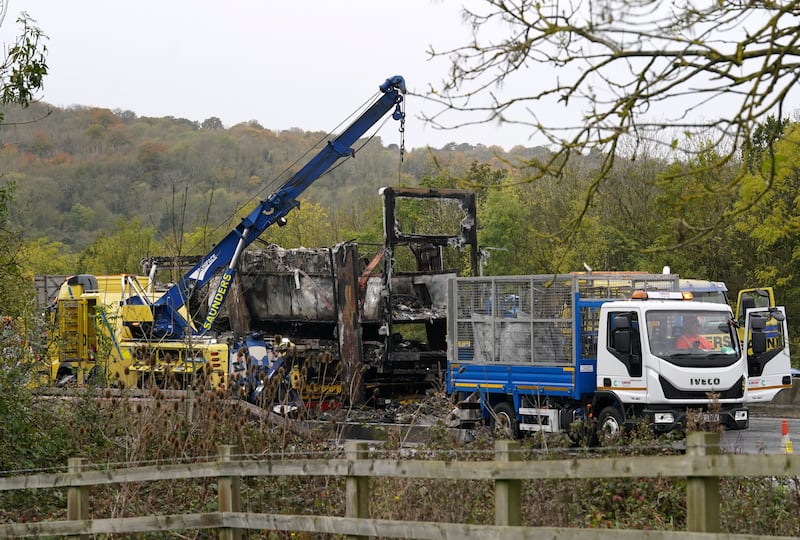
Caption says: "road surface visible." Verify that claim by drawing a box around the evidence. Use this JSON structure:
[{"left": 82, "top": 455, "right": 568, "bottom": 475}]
[{"left": 721, "top": 416, "right": 800, "bottom": 454}]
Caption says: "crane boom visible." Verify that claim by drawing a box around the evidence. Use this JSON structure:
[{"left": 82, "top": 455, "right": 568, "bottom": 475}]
[{"left": 143, "top": 75, "right": 406, "bottom": 339}]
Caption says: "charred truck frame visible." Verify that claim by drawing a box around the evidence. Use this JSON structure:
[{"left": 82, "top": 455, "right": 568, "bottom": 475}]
[{"left": 154, "top": 187, "right": 479, "bottom": 405}]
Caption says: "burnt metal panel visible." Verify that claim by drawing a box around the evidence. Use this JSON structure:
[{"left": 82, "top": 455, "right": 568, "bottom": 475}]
[
  {"left": 238, "top": 247, "right": 336, "bottom": 322},
  {"left": 176, "top": 187, "right": 482, "bottom": 400},
  {"left": 333, "top": 242, "right": 364, "bottom": 404}
]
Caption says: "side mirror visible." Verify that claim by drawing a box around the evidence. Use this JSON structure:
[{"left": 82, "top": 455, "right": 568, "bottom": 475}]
[
  {"left": 769, "top": 308, "right": 785, "bottom": 322},
  {"left": 613, "top": 328, "right": 631, "bottom": 354},
  {"left": 752, "top": 331, "right": 767, "bottom": 354}
]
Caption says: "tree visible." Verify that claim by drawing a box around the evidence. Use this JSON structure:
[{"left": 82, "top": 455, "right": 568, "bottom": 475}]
[
  {"left": 0, "top": 13, "right": 47, "bottom": 123},
  {"left": 78, "top": 219, "right": 156, "bottom": 274},
  {"left": 0, "top": 13, "right": 47, "bottom": 316},
  {"left": 201, "top": 116, "right": 223, "bottom": 130},
  {"left": 424, "top": 1, "right": 800, "bottom": 248},
  {"left": 136, "top": 141, "right": 169, "bottom": 178},
  {"left": 19, "top": 238, "right": 77, "bottom": 275},
  {"left": 263, "top": 198, "right": 337, "bottom": 248},
  {"left": 650, "top": 139, "right": 741, "bottom": 280},
  {"left": 743, "top": 114, "right": 789, "bottom": 174},
  {"left": 733, "top": 123, "right": 800, "bottom": 323},
  {"left": 478, "top": 186, "right": 530, "bottom": 275}
]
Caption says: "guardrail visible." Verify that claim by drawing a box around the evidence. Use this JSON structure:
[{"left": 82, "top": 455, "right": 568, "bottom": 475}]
[{"left": 0, "top": 432, "right": 797, "bottom": 539}]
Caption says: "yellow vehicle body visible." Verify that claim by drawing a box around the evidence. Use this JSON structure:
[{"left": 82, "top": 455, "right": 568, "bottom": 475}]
[
  {"left": 46, "top": 274, "right": 232, "bottom": 390},
  {"left": 124, "top": 339, "right": 230, "bottom": 390},
  {"left": 47, "top": 274, "right": 142, "bottom": 387},
  {"left": 735, "top": 287, "right": 777, "bottom": 346},
  {"left": 736, "top": 287, "right": 775, "bottom": 324}
]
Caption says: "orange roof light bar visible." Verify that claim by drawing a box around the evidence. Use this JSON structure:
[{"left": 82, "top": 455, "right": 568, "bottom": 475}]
[{"left": 631, "top": 290, "right": 691, "bottom": 301}]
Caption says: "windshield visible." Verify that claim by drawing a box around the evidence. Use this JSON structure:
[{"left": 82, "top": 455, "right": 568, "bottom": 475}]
[
  {"left": 645, "top": 310, "right": 739, "bottom": 367},
  {"left": 689, "top": 291, "right": 728, "bottom": 305}
]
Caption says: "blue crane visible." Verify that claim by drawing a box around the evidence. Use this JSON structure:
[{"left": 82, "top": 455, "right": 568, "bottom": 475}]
[{"left": 133, "top": 75, "right": 406, "bottom": 340}]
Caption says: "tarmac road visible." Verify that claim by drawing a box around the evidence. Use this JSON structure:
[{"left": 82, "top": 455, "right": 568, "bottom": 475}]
[
  {"left": 721, "top": 414, "right": 800, "bottom": 454},
  {"left": 334, "top": 416, "right": 800, "bottom": 453}
]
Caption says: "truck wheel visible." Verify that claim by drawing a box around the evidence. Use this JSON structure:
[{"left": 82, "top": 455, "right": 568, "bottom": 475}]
[
  {"left": 490, "top": 401, "right": 519, "bottom": 439},
  {"left": 596, "top": 406, "right": 624, "bottom": 445}
]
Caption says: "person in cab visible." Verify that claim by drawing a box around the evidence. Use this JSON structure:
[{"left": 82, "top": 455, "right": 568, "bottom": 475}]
[{"left": 676, "top": 316, "right": 713, "bottom": 350}]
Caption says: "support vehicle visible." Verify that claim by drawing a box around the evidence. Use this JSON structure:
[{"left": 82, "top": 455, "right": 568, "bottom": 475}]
[
  {"left": 44, "top": 75, "right": 407, "bottom": 400},
  {"left": 47, "top": 274, "right": 156, "bottom": 387},
  {"left": 678, "top": 278, "right": 729, "bottom": 305},
  {"left": 446, "top": 273, "right": 792, "bottom": 442}
]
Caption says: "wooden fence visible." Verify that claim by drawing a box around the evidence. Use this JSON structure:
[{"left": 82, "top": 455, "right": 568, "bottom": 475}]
[{"left": 0, "top": 432, "right": 798, "bottom": 539}]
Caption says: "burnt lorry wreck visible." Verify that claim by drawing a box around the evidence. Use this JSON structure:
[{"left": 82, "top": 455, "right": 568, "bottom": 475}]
[{"left": 172, "top": 187, "right": 478, "bottom": 405}]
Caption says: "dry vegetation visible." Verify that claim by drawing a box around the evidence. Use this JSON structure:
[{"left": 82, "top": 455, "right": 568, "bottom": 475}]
[{"left": 2, "top": 378, "right": 800, "bottom": 539}]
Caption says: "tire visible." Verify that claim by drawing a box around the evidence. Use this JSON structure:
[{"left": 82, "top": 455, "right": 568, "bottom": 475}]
[
  {"left": 56, "top": 368, "right": 76, "bottom": 387},
  {"left": 596, "top": 406, "right": 624, "bottom": 445},
  {"left": 490, "top": 401, "right": 519, "bottom": 439}
]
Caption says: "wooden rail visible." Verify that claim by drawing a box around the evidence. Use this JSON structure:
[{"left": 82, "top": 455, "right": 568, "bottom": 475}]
[{"left": 0, "top": 432, "right": 798, "bottom": 539}]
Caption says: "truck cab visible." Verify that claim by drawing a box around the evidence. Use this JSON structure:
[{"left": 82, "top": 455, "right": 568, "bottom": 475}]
[
  {"left": 596, "top": 291, "right": 749, "bottom": 435},
  {"left": 595, "top": 289, "right": 791, "bottom": 437}
]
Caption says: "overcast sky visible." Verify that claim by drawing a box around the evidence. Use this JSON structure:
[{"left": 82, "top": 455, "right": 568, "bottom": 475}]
[{"left": 10, "top": 1, "right": 539, "bottom": 151}]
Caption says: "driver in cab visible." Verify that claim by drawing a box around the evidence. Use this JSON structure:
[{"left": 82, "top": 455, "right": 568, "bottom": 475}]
[{"left": 676, "top": 316, "right": 713, "bottom": 350}]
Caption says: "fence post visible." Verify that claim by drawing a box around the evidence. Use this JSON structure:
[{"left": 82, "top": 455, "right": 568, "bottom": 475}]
[
  {"left": 494, "top": 440, "right": 522, "bottom": 526},
  {"left": 67, "top": 457, "right": 89, "bottom": 540},
  {"left": 686, "top": 431, "right": 720, "bottom": 533},
  {"left": 345, "top": 440, "right": 369, "bottom": 540},
  {"left": 218, "top": 445, "right": 241, "bottom": 540}
]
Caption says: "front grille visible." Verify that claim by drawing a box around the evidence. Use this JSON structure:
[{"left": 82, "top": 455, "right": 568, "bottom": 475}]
[{"left": 659, "top": 375, "right": 744, "bottom": 399}]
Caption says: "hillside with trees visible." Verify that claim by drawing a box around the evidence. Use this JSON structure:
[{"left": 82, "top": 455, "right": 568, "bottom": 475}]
[{"left": 0, "top": 102, "right": 534, "bottom": 254}]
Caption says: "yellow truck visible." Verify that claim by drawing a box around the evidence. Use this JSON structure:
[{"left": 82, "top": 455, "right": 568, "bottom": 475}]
[
  {"left": 47, "top": 274, "right": 141, "bottom": 387},
  {"left": 46, "top": 274, "right": 231, "bottom": 390}
]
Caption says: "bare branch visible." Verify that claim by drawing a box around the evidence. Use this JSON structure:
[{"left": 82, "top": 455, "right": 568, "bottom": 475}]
[{"left": 421, "top": 0, "right": 800, "bottom": 248}]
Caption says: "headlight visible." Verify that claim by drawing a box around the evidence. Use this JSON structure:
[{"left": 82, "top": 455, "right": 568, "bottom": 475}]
[
  {"left": 734, "top": 410, "right": 748, "bottom": 421},
  {"left": 654, "top": 412, "right": 674, "bottom": 424}
]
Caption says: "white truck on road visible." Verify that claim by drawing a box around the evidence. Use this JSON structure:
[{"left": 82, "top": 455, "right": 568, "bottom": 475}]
[{"left": 446, "top": 273, "right": 791, "bottom": 442}]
